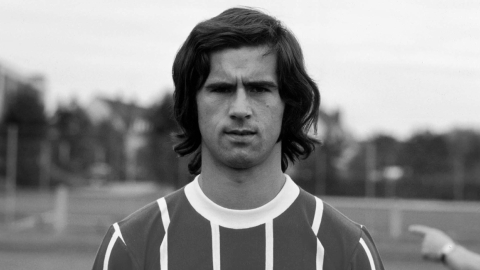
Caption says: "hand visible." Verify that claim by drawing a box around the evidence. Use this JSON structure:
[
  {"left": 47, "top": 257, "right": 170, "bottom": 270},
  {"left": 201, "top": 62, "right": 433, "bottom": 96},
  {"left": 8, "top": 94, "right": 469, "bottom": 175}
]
[{"left": 409, "top": 224, "right": 455, "bottom": 261}]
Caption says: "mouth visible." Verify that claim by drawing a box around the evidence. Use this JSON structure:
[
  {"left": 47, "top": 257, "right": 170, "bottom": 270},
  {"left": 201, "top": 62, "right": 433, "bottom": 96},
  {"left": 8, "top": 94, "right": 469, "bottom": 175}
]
[{"left": 224, "top": 129, "right": 256, "bottom": 136}]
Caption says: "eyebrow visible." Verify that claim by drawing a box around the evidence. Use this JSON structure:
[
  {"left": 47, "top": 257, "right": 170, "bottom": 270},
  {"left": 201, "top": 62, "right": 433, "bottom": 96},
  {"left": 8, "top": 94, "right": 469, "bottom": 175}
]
[
  {"left": 203, "top": 82, "right": 235, "bottom": 90},
  {"left": 244, "top": 80, "right": 278, "bottom": 89},
  {"left": 203, "top": 80, "right": 278, "bottom": 90}
]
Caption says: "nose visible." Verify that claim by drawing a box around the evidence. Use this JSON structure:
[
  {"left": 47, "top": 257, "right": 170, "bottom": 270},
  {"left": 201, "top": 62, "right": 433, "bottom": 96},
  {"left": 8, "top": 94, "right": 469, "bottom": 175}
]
[{"left": 229, "top": 87, "right": 252, "bottom": 120}]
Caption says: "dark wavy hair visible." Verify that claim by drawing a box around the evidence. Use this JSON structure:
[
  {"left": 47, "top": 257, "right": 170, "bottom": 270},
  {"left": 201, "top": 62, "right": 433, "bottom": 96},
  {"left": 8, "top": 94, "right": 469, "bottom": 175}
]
[{"left": 172, "top": 7, "right": 321, "bottom": 174}]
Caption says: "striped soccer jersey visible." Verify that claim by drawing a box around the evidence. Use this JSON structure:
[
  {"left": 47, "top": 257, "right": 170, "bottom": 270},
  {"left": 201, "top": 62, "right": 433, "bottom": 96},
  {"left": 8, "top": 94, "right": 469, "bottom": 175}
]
[{"left": 92, "top": 175, "right": 384, "bottom": 270}]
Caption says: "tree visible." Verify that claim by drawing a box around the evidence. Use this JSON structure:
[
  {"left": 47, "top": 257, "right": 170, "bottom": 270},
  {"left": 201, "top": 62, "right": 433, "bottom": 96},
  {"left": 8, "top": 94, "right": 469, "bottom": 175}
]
[
  {"left": 446, "top": 129, "right": 480, "bottom": 200},
  {"left": 50, "top": 101, "right": 95, "bottom": 185},
  {"left": 144, "top": 93, "right": 185, "bottom": 187},
  {"left": 397, "top": 131, "right": 451, "bottom": 199},
  {"left": 2, "top": 83, "right": 47, "bottom": 187}
]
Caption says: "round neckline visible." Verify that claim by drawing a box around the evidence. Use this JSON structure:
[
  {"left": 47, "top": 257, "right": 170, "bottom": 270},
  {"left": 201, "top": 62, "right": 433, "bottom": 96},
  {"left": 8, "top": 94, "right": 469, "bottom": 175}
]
[{"left": 184, "top": 174, "right": 299, "bottom": 229}]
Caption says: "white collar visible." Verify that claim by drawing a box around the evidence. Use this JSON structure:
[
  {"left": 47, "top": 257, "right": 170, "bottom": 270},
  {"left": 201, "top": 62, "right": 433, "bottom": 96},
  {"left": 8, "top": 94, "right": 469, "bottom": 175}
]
[{"left": 184, "top": 174, "right": 299, "bottom": 229}]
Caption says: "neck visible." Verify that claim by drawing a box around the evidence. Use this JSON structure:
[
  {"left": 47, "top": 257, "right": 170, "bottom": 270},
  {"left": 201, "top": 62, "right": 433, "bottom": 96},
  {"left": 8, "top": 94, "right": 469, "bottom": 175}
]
[{"left": 199, "top": 148, "right": 285, "bottom": 210}]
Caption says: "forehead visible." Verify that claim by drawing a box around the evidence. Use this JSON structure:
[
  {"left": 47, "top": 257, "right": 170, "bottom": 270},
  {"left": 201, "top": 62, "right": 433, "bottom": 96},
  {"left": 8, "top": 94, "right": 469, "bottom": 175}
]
[
  {"left": 207, "top": 46, "right": 277, "bottom": 82},
  {"left": 210, "top": 45, "right": 274, "bottom": 60}
]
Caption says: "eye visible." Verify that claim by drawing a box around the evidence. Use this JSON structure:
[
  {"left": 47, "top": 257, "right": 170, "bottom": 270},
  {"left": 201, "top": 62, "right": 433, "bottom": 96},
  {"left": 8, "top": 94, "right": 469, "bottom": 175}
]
[
  {"left": 211, "top": 87, "right": 232, "bottom": 93},
  {"left": 250, "top": 86, "right": 269, "bottom": 93}
]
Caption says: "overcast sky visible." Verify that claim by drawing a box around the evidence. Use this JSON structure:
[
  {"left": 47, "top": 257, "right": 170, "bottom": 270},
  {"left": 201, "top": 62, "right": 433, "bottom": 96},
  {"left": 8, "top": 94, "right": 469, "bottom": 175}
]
[{"left": 1, "top": 0, "right": 479, "bottom": 140}]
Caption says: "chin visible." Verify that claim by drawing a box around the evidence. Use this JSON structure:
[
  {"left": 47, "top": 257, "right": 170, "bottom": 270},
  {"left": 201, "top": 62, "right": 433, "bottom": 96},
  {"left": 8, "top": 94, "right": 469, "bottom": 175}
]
[{"left": 223, "top": 156, "right": 257, "bottom": 170}]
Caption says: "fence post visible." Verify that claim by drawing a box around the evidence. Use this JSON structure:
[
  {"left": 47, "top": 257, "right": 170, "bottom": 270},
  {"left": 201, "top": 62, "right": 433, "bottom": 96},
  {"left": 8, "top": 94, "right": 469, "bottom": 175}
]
[
  {"left": 53, "top": 185, "right": 68, "bottom": 233},
  {"left": 389, "top": 202, "right": 403, "bottom": 238}
]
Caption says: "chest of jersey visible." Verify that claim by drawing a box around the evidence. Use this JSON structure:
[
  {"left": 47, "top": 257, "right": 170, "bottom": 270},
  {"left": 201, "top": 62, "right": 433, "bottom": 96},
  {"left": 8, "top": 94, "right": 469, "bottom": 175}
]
[
  {"left": 95, "top": 176, "right": 383, "bottom": 270},
  {"left": 164, "top": 193, "right": 319, "bottom": 270}
]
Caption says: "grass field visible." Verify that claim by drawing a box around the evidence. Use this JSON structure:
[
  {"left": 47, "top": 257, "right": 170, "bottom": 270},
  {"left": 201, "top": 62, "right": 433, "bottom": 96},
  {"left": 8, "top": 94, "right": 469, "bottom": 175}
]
[{"left": 1, "top": 184, "right": 479, "bottom": 270}]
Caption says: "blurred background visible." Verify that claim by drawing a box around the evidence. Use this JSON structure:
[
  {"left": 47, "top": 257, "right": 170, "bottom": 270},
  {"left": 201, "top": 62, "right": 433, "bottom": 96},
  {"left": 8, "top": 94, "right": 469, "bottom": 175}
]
[{"left": 0, "top": 0, "right": 479, "bottom": 269}]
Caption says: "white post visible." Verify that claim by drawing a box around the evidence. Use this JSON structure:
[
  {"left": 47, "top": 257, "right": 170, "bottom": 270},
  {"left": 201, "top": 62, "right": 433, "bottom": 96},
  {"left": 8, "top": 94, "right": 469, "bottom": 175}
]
[
  {"left": 53, "top": 185, "right": 68, "bottom": 233},
  {"left": 5, "top": 125, "right": 18, "bottom": 226},
  {"left": 389, "top": 203, "right": 403, "bottom": 238}
]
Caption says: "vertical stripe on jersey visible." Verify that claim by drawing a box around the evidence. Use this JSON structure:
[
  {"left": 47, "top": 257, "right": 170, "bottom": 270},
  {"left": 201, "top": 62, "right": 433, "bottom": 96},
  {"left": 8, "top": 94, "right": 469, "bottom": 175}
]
[
  {"left": 359, "top": 238, "right": 376, "bottom": 270},
  {"left": 211, "top": 223, "right": 221, "bottom": 270},
  {"left": 273, "top": 191, "right": 317, "bottom": 270},
  {"left": 103, "top": 223, "right": 125, "bottom": 270},
  {"left": 311, "top": 198, "right": 323, "bottom": 234},
  {"left": 312, "top": 197, "right": 325, "bottom": 270},
  {"left": 166, "top": 190, "right": 214, "bottom": 270},
  {"left": 265, "top": 221, "right": 273, "bottom": 270},
  {"left": 158, "top": 198, "right": 170, "bottom": 270}
]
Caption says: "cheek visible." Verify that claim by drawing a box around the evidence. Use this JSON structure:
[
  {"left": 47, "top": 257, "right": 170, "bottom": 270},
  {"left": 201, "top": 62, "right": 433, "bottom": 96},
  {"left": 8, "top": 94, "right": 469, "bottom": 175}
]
[
  {"left": 270, "top": 101, "right": 285, "bottom": 122},
  {"left": 198, "top": 95, "right": 221, "bottom": 116},
  {"left": 197, "top": 103, "right": 209, "bottom": 134},
  {"left": 263, "top": 103, "right": 284, "bottom": 136},
  {"left": 197, "top": 109, "right": 212, "bottom": 134},
  {"left": 275, "top": 104, "right": 285, "bottom": 134},
  {"left": 197, "top": 101, "right": 222, "bottom": 134}
]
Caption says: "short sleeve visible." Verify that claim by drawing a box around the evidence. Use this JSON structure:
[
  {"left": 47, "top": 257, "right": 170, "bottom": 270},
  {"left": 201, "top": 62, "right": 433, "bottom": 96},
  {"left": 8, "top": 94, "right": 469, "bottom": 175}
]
[
  {"left": 92, "top": 225, "right": 138, "bottom": 270},
  {"left": 349, "top": 226, "right": 385, "bottom": 270}
]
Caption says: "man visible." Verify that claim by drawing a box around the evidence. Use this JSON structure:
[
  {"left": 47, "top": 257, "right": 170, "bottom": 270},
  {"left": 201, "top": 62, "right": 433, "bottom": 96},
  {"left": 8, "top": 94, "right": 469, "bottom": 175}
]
[
  {"left": 92, "top": 7, "right": 384, "bottom": 270},
  {"left": 409, "top": 224, "right": 480, "bottom": 270}
]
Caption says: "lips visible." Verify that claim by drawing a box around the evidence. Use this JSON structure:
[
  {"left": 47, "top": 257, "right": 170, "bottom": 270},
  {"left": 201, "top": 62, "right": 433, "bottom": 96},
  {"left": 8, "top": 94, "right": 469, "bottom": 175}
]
[
  {"left": 224, "top": 129, "right": 256, "bottom": 136},
  {"left": 226, "top": 130, "right": 255, "bottom": 135}
]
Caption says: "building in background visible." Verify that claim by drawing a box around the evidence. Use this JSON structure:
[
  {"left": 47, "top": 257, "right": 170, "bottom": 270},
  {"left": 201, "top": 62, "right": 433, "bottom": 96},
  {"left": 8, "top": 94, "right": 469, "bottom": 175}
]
[{"left": 86, "top": 97, "right": 151, "bottom": 182}]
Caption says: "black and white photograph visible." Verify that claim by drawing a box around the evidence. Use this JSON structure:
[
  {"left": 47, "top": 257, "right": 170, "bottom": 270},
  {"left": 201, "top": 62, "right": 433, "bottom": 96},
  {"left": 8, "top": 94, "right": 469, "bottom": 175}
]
[{"left": 1, "top": 0, "right": 479, "bottom": 269}]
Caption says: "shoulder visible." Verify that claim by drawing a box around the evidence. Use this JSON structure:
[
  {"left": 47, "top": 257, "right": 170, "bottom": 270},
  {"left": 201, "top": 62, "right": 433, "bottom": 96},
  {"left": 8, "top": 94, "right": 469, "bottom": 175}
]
[
  {"left": 117, "top": 187, "right": 186, "bottom": 238},
  {"left": 292, "top": 186, "right": 363, "bottom": 242},
  {"left": 320, "top": 200, "right": 362, "bottom": 239},
  {"left": 292, "top": 188, "right": 361, "bottom": 236},
  {"left": 295, "top": 188, "right": 384, "bottom": 269},
  {"left": 315, "top": 196, "right": 384, "bottom": 269},
  {"left": 92, "top": 187, "right": 187, "bottom": 270},
  {"left": 116, "top": 188, "right": 186, "bottom": 263}
]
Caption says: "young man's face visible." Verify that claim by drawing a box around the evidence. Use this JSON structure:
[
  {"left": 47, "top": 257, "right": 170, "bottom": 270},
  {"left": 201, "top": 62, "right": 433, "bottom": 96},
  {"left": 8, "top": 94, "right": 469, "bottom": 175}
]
[{"left": 197, "top": 46, "right": 285, "bottom": 171}]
